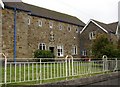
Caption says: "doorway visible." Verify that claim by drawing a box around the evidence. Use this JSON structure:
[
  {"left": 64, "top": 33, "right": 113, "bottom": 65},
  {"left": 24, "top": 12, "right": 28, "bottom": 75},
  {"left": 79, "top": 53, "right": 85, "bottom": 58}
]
[{"left": 49, "top": 47, "right": 54, "bottom": 53}]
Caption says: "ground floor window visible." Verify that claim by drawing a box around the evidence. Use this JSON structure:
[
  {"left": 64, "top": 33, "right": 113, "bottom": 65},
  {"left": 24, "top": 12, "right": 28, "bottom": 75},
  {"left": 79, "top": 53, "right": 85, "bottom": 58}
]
[
  {"left": 72, "top": 46, "right": 77, "bottom": 55},
  {"left": 82, "top": 50, "right": 87, "bottom": 56},
  {"left": 38, "top": 43, "right": 46, "bottom": 50},
  {"left": 57, "top": 45, "right": 64, "bottom": 57}
]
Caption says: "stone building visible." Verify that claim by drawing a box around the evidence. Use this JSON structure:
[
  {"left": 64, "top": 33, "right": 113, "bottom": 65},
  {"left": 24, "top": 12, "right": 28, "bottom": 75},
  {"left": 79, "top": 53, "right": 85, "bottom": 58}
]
[
  {"left": 80, "top": 19, "right": 118, "bottom": 57},
  {"left": 1, "top": 1, "right": 85, "bottom": 59}
]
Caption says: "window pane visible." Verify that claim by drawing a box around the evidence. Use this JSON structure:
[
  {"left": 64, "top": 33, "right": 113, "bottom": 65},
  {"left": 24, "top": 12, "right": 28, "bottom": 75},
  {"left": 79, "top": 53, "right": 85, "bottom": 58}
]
[
  {"left": 39, "top": 46, "right": 42, "bottom": 50},
  {"left": 43, "top": 46, "right": 45, "bottom": 50},
  {"left": 38, "top": 20, "right": 42, "bottom": 27},
  {"left": 58, "top": 53, "right": 60, "bottom": 56},
  {"left": 58, "top": 49, "right": 60, "bottom": 52}
]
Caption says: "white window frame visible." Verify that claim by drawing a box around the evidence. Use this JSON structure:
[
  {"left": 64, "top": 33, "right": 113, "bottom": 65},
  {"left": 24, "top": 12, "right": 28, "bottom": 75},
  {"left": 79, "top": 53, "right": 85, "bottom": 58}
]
[
  {"left": 28, "top": 18, "right": 30, "bottom": 25},
  {"left": 82, "top": 50, "right": 87, "bottom": 56},
  {"left": 38, "top": 20, "right": 42, "bottom": 27},
  {"left": 89, "top": 31, "right": 96, "bottom": 40},
  {"left": 72, "top": 46, "right": 77, "bottom": 55},
  {"left": 49, "top": 22, "right": 53, "bottom": 29},
  {"left": 38, "top": 43, "right": 46, "bottom": 50},
  {"left": 76, "top": 28, "right": 79, "bottom": 33},
  {"left": 57, "top": 45, "right": 64, "bottom": 57}
]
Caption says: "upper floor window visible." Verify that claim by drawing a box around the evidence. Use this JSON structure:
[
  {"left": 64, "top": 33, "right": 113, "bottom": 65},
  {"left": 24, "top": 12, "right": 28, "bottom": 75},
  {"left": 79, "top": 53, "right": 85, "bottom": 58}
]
[
  {"left": 76, "top": 28, "right": 79, "bottom": 33},
  {"left": 59, "top": 24, "right": 63, "bottom": 30},
  {"left": 49, "top": 22, "right": 53, "bottom": 29},
  {"left": 38, "top": 43, "right": 46, "bottom": 50},
  {"left": 57, "top": 45, "right": 64, "bottom": 57},
  {"left": 72, "top": 46, "right": 77, "bottom": 55},
  {"left": 89, "top": 31, "right": 96, "bottom": 40},
  {"left": 28, "top": 18, "right": 30, "bottom": 25},
  {"left": 38, "top": 20, "right": 42, "bottom": 27},
  {"left": 67, "top": 25, "right": 71, "bottom": 32}
]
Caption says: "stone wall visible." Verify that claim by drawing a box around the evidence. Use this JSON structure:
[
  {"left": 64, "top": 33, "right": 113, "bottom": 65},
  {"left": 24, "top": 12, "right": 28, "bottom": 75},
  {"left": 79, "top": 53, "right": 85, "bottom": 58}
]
[
  {"left": 80, "top": 22, "right": 106, "bottom": 57},
  {"left": 2, "top": 9, "right": 14, "bottom": 58},
  {"left": 2, "top": 8, "right": 82, "bottom": 58}
]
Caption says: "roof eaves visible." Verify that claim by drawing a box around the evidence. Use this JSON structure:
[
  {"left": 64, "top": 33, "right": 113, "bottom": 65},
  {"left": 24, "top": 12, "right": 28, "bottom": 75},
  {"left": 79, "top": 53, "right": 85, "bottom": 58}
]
[
  {"left": 116, "top": 24, "right": 119, "bottom": 35},
  {"left": 80, "top": 19, "right": 108, "bottom": 34},
  {"left": 4, "top": 2, "right": 85, "bottom": 26},
  {"left": 0, "top": 0, "right": 4, "bottom": 8},
  {"left": 92, "top": 20, "right": 108, "bottom": 33}
]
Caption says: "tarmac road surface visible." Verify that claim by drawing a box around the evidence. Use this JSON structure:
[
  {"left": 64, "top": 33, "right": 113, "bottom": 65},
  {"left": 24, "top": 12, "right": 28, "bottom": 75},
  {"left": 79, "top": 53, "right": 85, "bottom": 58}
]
[{"left": 84, "top": 78, "right": 120, "bottom": 86}]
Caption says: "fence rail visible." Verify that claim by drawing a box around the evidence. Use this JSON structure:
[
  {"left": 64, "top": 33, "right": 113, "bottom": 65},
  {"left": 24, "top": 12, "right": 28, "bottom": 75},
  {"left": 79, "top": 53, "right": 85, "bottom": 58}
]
[{"left": 0, "top": 56, "right": 120, "bottom": 85}]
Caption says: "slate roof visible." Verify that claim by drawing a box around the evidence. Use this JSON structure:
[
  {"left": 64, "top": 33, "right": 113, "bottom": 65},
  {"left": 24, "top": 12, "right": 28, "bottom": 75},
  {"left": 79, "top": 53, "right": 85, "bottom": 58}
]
[
  {"left": 3, "top": 1, "right": 85, "bottom": 27},
  {"left": 108, "top": 22, "right": 118, "bottom": 33},
  {"left": 93, "top": 20, "right": 118, "bottom": 34}
]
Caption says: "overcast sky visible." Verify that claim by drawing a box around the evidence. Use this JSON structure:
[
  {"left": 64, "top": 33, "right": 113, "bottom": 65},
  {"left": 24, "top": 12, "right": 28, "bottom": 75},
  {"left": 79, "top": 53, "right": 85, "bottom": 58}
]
[{"left": 22, "top": 0, "right": 119, "bottom": 24}]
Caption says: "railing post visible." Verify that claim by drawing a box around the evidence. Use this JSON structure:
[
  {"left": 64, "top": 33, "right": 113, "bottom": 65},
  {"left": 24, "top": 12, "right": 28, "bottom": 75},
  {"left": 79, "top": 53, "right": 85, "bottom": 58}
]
[
  {"left": 88, "top": 58, "right": 91, "bottom": 74},
  {"left": 65, "top": 57, "right": 68, "bottom": 80},
  {"left": 102, "top": 57, "right": 105, "bottom": 72},
  {"left": 72, "top": 57, "right": 73, "bottom": 76},
  {"left": 114, "top": 58, "right": 118, "bottom": 72},
  {"left": 40, "top": 58, "right": 42, "bottom": 84},
  {"left": 0, "top": 53, "right": 7, "bottom": 84},
  {"left": 4, "top": 56, "right": 7, "bottom": 84},
  {"left": 102, "top": 55, "right": 108, "bottom": 72},
  {"left": 106, "top": 57, "right": 108, "bottom": 71}
]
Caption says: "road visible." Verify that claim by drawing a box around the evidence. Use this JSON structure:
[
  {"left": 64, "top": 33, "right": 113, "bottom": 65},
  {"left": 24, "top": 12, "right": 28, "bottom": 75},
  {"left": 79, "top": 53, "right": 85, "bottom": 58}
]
[{"left": 84, "top": 78, "right": 120, "bottom": 86}]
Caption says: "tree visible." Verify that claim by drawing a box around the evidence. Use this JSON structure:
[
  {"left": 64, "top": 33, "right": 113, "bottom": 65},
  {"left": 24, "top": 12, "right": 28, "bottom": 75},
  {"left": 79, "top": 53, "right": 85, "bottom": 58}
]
[{"left": 91, "top": 34, "right": 119, "bottom": 58}]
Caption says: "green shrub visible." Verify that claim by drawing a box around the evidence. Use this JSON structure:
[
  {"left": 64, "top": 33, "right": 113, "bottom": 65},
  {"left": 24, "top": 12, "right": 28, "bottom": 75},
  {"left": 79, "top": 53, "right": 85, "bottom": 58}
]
[{"left": 34, "top": 50, "right": 55, "bottom": 62}]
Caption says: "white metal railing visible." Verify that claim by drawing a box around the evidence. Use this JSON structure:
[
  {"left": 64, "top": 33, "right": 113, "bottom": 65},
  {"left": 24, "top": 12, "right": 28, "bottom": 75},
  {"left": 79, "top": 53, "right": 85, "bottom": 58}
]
[{"left": 0, "top": 55, "right": 119, "bottom": 85}]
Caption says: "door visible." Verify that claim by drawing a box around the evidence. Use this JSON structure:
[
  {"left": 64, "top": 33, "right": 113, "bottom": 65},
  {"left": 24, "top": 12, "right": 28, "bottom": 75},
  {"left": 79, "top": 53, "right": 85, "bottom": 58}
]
[{"left": 49, "top": 47, "right": 54, "bottom": 53}]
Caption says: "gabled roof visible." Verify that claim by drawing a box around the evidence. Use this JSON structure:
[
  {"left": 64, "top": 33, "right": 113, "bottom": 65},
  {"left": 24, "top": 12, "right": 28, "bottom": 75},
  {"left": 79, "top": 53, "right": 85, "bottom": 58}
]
[
  {"left": 80, "top": 19, "right": 118, "bottom": 34},
  {"left": 0, "top": 0, "right": 4, "bottom": 8},
  {"left": 3, "top": 1, "right": 85, "bottom": 27},
  {"left": 108, "top": 22, "right": 118, "bottom": 33}
]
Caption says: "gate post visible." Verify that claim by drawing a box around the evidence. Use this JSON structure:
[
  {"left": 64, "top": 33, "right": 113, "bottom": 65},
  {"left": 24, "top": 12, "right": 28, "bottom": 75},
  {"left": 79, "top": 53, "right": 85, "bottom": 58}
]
[
  {"left": 114, "top": 58, "right": 118, "bottom": 72},
  {"left": 65, "top": 55, "right": 73, "bottom": 80},
  {"left": 102, "top": 55, "right": 108, "bottom": 72}
]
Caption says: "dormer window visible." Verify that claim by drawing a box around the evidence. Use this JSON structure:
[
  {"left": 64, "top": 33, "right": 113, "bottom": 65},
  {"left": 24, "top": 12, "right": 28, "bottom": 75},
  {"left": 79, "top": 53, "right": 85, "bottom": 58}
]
[{"left": 89, "top": 31, "right": 96, "bottom": 40}]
